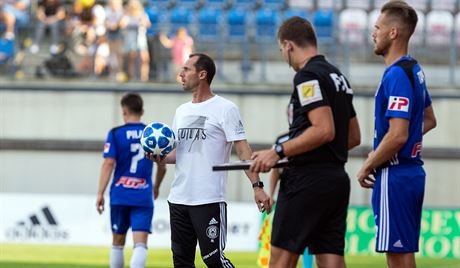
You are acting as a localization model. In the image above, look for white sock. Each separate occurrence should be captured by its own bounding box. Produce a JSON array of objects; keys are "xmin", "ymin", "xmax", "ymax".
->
[
  {"xmin": 110, "ymin": 245, "xmax": 124, "ymax": 268},
  {"xmin": 130, "ymin": 243, "xmax": 148, "ymax": 268}
]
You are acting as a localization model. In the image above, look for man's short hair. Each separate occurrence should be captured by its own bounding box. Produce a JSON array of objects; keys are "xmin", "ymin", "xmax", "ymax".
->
[
  {"xmin": 121, "ymin": 92, "xmax": 143, "ymax": 115},
  {"xmin": 277, "ymin": 16, "xmax": 317, "ymax": 48},
  {"xmin": 381, "ymin": 0, "xmax": 418, "ymax": 39},
  {"xmin": 189, "ymin": 53, "xmax": 216, "ymax": 84}
]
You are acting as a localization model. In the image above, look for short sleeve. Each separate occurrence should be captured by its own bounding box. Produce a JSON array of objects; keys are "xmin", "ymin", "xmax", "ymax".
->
[
  {"xmin": 103, "ymin": 130, "xmax": 116, "ymax": 159},
  {"xmin": 384, "ymin": 67, "xmax": 413, "ymax": 120},
  {"xmin": 293, "ymin": 71, "xmax": 329, "ymax": 113},
  {"xmin": 223, "ymin": 106, "xmax": 246, "ymax": 142}
]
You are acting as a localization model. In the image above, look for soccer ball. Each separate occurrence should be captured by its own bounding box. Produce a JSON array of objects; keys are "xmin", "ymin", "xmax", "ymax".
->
[{"xmin": 141, "ymin": 122, "xmax": 176, "ymax": 157}]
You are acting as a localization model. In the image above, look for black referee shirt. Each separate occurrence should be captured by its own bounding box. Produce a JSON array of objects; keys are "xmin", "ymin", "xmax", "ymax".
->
[{"xmin": 287, "ymin": 55, "xmax": 356, "ymax": 166}]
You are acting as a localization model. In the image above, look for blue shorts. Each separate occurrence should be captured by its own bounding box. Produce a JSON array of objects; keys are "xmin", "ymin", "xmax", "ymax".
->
[
  {"xmin": 110, "ymin": 205, "xmax": 153, "ymax": 234},
  {"xmin": 372, "ymin": 165, "xmax": 425, "ymax": 253}
]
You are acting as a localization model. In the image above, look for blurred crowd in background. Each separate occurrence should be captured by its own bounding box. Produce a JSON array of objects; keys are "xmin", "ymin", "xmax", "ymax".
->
[{"xmin": 0, "ymin": 0, "xmax": 459, "ymax": 84}]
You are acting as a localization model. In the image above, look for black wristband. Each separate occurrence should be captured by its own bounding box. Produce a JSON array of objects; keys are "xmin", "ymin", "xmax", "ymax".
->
[
  {"xmin": 274, "ymin": 144, "xmax": 285, "ymax": 159},
  {"xmin": 252, "ymin": 181, "xmax": 264, "ymax": 189}
]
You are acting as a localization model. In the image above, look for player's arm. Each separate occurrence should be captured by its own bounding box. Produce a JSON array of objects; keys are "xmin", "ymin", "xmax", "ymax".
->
[
  {"xmin": 96, "ymin": 157, "xmax": 115, "ymax": 214},
  {"xmin": 153, "ymin": 162, "xmax": 166, "ymax": 200},
  {"xmin": 357, "ymin": 118, "xmax": 409, "ymax": 188},
  {"xmin": 234, "ymin": 139, "xmax": 272, "ymax": 214},
  {"xmin": 423, "ymin": 105, "xmax": 436, "ymax": 135},
  {"xmin": 348, "ymin": 116, "xmax": 361, "ymax": 150}
]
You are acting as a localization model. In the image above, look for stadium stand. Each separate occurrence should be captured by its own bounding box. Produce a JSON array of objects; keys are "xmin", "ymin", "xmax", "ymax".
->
[
  {"xmin": 146, "ymin": 6, "xmax": 165, "ymax": 37},
  {"xmin": 175, "ymin": 0, "xmax": 201, "ymax": 9},
  {"xmin": 338, "ymin": 8, "xmax": 368, "ymax": 45},
  {"xmin": 231, "ymin": 0, "xmax": 257, "ymax": 10},
  {"xmin": 426, "ymin": 10, "xmax": 454, "ymax": 47},
  {"xmin": 0, "ymin": 38, "xmax": 15, "ymax": 74},
  {"xmin": 345, "ymin": 0, "xmax": 371, "ymax": 10},
  {"xmin": 262, "ymin": 0, "xmax": 286, "ymax": 10},
  {"xmin": 255, "ymin": 8, "xmax": 281, "ymax": 80},
  {"xmin": 430, "ymin": 0, "xmax": 457, "ymax": 12},
  {"xmin": 410, "ymin": 10, "xmax": 426, "ymax": 46},
  {"xmin": 147, "ymin": 0, "xmax": 172, "ymax": 9},
  {"xmin": 456, "ymin": 12, "xmax": 460, "ymax": 47},
  {"xmin": 205, "ymin": 0, "xmax": 229, "ymax": 9},
  {"xmin": 168, "ymin": 7, "xmax": 194, "ymax": 35},
  {"xmin": 283, "ymin": 8, "xmax": 310, "ymax": 20},
  {"xmin": 287, "ymin": 0, "xmax": 314, "ymax": 10},
  {"xmin": 313, "ymin": 9, "xmax": 335, "ymax": 43},
  {"xmin": 317, "ymin": 0, "xmax": 343, "ymax": 10}
]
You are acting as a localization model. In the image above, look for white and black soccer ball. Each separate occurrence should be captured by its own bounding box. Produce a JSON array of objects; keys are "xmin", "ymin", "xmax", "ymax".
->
[{"xmin": 141, "ymin": 122, "xmax": 176, "ymax": 157}]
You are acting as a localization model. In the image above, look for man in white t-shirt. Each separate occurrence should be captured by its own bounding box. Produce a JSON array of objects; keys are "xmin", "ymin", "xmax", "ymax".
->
[{"xmin": 147, "ymin": 53, "xmax": 272, "ymax": 267}]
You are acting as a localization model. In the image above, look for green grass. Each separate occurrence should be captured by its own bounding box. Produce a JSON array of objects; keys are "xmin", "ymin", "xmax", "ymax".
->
[{"xmin": 0, "ymin": 244, "xmax": 458, "ymax": 268}]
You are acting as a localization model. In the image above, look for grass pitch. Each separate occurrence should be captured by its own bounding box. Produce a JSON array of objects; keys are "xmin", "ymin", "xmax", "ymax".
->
[{"xmin": 0, "ymin": 244, "xmax": 458, "ymax": 268}]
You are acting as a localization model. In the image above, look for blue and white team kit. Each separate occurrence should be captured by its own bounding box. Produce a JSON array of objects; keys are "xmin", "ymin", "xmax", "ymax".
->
[
  {"xmin": 372, "ymin": 56, "xmax": 432, "ymax": 253},
  {"xmin": 103, "ymin": 123, "xmax": 154, "ymax": 234}
]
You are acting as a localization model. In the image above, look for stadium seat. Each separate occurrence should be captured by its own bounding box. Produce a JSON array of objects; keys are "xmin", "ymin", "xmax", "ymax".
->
[
  {"xmin": 255, "ymin": 8, "xmax": 281, "ymax": 41},
  {"xmin": 148, "ymin": 0, "xmax": 172, "ymax": 9},
  {"xmin": 409, "ymin": 10, "xmax": 425, "ymax": 46},
  {"xmin": 175, "ymin": 0, "xmax": 201, "ymax": 9},
  {"xmin": 430, "ymin": 0, "xmax": 457, "ymax": 12},
  {"xmin": 338, "ymin": 8, "xmax": 368, "ymax": 45},
  {"xmin": 287, "ymin": 0, "xmax": 314, "ymax": 10},
  {"xmin": 456, "ymin": 13, "xmax": 460, "ymax": 47},
  {"xmin": 283, "ymin": 8, "xmax": 310, "ymax": 20},
  {"xmin": 226, "ymin": 8, "xmax": 250, "ymax": 41},
  {"xmin": 231, "ymin": 0, "xmax": 257, "ymax": 10},
  {"xmin": 313, "ymin": 9, "xmax": 335, "ymax": 43},
  {"xmin": 0, "ymin": 38, "xmax": 16, "ymax": 75},
  {"xmin": 205, "ymin": 0, "xmax": 229, "ymax": 9},
  {"xmin": 262, "ymin": 0, "xmax": 286, "ymax": 10},
  {"xmin": 345, "ymin": 0, "xmax": 370, "ymax": 10},
  {"xmin": 317, "ymin": 0, "xmax": 343, "ymax": 10},
  {"xmin": 426, "ymin": 10, "xmax": 454, "ymax": 47},
  {"xmin": 196, "ymin": 7, "xmax": 224, "ymax": 41},
  {"xmin": 146, "ymin": 7, "xmax": 167, "ymax": 37},
  {"xmin": 168, "ymin": 7, "xmax": 194, "ymax": 36}
]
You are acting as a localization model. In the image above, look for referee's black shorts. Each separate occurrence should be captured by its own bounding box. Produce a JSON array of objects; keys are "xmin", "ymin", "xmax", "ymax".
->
[{"xmin": 271, "ymin": 165, "xmax": 350, "ymax": 255}]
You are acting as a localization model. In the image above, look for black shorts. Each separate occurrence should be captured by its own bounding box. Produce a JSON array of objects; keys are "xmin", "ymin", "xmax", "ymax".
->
[
  {"xmin": 169, "ymin": 201, "xmax": 234, "ymax": 268},
  {"xmin": 271, "ymin": 166, "xmax": 350, "ymax": 255}
]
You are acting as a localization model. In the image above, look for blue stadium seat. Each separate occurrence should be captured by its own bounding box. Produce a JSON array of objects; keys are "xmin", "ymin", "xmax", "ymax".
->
[
  {"xmin": 175, "ymin": 0, "xmax": 200, "ymax": 9},
  {"xmin": 197, "ymin": 8, "xmax": 224, "ymax": 41},
  {"xmin": 262, "ymin": 0, "xmax": 286, "ymax": 10},
  {"xmin": 0, "ymin": 38, "xmax": 16, "ymax": 75},
  {"xmin": 205, "ymin": 0, "xmax": 229, "ymax": 9},
  {"xmin": 146, "ymin": 7, "xmax": 166, "ymax": 37},
  {"xmin": 255, "ymin": 8, "xmax": 281, "ymax": 41},
  {"xmin": 283, "ymin": 8, "xmax": 310, "ymax": 21},
  {"xmin": 231, "ymin": 0, "xmax": 256, "ymax": 10},
  {"xmin": 227, "ymin": 8, "xmax": 249, "ymax": 40},
  {"xmin": 313, "ymin": 9, "xmax": 335, "ymax": 43},
  {"xmin": 169, "ymin": 7, "xmax": 194, "ymax": 35},
  {"xmin": 148, "ymin": 0, "xmax": 172, "ymax": 9}
]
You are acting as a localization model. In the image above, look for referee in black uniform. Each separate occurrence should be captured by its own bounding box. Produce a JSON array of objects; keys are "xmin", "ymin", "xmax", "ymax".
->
[{"xmin": 250, "ymin": 16, "xmax": 361, "ymax": 268}]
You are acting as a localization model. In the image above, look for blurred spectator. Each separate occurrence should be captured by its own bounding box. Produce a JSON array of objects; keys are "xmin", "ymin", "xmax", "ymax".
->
[
  {"xmin": 90, "ymin": 4, "xmax": 109, "ymax": 77},
  {"xmin": 159, "ymin": 27, "xmax": 194, "ymax": 83},
  {"xmin": 120, "ymin": 0, "xmax": 151, "ymax": 82},
  {"xmin": 105, "ymin": 0, "xmax": 125, "ymax": 81},
  {"xmin": 3, "ymin": 0, "xmax": 30, "ymax": 38},
  {"xmin": 0, "ymin": 2, "xmax": 16, "ymax": 40},
  {"xmin": 67, "ymin": 0, "xmax": 95, "ymax": 57},
  {"xmin": 30, "ymin": 0, "xmax": 66, "ymax": 54}
]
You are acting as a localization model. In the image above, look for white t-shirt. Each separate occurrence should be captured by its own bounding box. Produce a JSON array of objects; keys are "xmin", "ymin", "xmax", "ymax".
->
[{"xmin": 168, "ymin": 95, "xmax": 246, "ymax": 205}]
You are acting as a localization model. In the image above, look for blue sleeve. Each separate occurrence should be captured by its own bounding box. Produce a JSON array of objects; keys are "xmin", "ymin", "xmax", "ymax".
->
[
  {"xmin": 103, "ymin": 130, "xmax": 117, "ymax": 159},
  {"xmin": 384, "ymin": 67, "xmax": 413, "ymax": 120}
]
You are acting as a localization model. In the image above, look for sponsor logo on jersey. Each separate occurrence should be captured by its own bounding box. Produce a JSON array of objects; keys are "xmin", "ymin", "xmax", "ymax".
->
[
  {"xmin": 388, "ymin": 96, "xmax": 409, "ymax": 112},
  {"xmin": 115, "ymin": 176, "xmax": 148, "ymax": 189},
  {"xmin": 411, "ymin": 142, "xmax": 422, "ymax": 158},
  {"xmin": 417, "ymin": 70, "xmax": 425, "ymax": 84},
  {"xmin": 296, "ymin": 80, "xmax": 323, "ymax": 106},
  {"xmin": 234, "ymin": 120, "xmax": 245, "ymax": 136},
  {"xmin": 393, "ymin": 240, "xmax": 404, "ymax": 248},
  {"xmin": 5, "ymin": 206, "xmax": 69, "ymax": 241},
  {"xmin": 104, "ymin": 143, "xmax": 110, "ymax": 153}
]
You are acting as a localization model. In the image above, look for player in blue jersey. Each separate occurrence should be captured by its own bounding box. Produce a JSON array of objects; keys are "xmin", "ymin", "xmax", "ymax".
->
[
  {"xmin": 96, "ymin": 92, "xmax": 167, "ymax": 268},
  {"xmin": 357, "ymin": 1, "xmax": 437, "ymax": 268}
]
